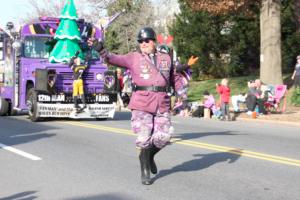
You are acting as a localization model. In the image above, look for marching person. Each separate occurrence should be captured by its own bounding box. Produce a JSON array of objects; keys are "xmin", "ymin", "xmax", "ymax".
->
[{"xmin": 89, "ymin": 27, "xmax": 198, "ymax": 185}]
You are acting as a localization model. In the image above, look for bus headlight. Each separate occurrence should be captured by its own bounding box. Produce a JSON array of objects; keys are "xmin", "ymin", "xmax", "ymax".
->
[
  {"xmin": 104, "ymin": 70, "xmax": 117, "ymax": 92},
  {"xmin": 104, "ymin": 75, "xmax": 115, "ymax": 89},
  {"xmin": 96, "ymin": 73, "xmax": 103, "ymax": 81}
]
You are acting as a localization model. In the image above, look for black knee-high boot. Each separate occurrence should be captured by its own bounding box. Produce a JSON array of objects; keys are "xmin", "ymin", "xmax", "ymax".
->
[
  {"xmin": 73, "ymin": 96, "xmax": 80, "ymax": 109},
  {"xmin": 80, "ymin": 95, "xmax": 86, "ymax": 109},
  {"xmin": 139, "ymin": 148, "xmax": 152, "ymax": 185},
  {"xmin": 149, "ymin": 146, "xmax": 161, "ymax": 174}
]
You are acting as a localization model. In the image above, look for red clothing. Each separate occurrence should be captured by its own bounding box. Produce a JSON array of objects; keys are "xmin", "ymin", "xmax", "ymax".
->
[
  {"xmin": 118, "ymin": 75, "xmax": 124, "ymax": 92},
  {"xmin": 107, "ymin": 51, "xmax": 184, "ymax": 114},
  {"xmin": 216, "ymin": 85, "xmax": 231, "ymax": 103}
]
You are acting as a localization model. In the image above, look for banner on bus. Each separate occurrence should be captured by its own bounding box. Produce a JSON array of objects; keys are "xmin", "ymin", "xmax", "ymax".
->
[{"xmin": 36, "ymin": 103, "xmax": 116, "ymax": 118}]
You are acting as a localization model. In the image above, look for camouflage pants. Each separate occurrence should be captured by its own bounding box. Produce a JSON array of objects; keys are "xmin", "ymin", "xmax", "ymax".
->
[{"xmin": 131, "ymin": 110, "xmax": 172, "ymax": 149}]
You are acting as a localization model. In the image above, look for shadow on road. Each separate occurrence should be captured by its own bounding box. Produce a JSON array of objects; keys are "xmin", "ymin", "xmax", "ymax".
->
[
  {"xmin": 113, "ymin": 111, "xmax": 132, "ymax": 121},
  {"xmin": 2, "ymin": 192, "xmax": 138, "ymax": 200},
  {"xmin": 0, "ymin": 117, "xmax": 57, "ymax": 147},
  {"xmin": 0, "ymin": 191, "xmax": 38, "ymax": 200},
  {"xmin": 59, "ymin": 111, "xmax": 132, "ymax": 122},
  {"xmin": 174, "ymin": 131, "xmax": 239, "ymax": 141},
  {"xmin": 153, "ymin": 151, "xmax": 241, "ymax": 182},
  {"xmin": 67, "ymin": 193, "xmax": 136, "ymax": 200}
]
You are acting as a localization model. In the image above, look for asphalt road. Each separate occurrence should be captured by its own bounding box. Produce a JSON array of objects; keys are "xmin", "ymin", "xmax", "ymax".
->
[{"xmin": 0, "ymin": 112, "xmax": 300, "ymax": 200}]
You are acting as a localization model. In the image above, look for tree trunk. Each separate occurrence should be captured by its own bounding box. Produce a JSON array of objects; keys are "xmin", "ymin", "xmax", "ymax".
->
[
  {"xmin": 295, "ymin": 0, "xmax": 300, "ymax": 33},
  {"xmin": 260, "ymin": 0, "xmax": 282, "ymax": 84}
]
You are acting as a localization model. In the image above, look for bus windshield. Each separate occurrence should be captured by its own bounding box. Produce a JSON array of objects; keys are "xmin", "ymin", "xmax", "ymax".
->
[
  {"xmin": 24, "ymin": 36, "xmax": 50, "ymax": 59},
  {"xmin": 23, "ymin": 36, "xmax": 100, "ymax": 60}
]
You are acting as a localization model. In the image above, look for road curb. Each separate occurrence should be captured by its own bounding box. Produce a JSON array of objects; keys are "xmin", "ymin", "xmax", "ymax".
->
[
  {"xmin": 118, "ymin": 109, "xmax": 300, "ymax": 126},
  {"xmin": 235, "ymin": 117, "xmax": 300, "ymax": 126}
]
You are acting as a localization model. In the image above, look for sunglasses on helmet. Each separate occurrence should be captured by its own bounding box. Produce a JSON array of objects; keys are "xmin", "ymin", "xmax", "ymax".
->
[{"xmin": 138, "ymin": 39, "xmax": 152, "ymax": 44}]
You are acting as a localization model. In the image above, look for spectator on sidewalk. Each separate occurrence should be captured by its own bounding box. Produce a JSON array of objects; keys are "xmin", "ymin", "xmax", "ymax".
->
[
  {"xmin": 203, "ymin": 90, "xmax": 222, "ymax": 119},
  {"xmin": 116, "ymin": 68, "xmax": 124, "ymax": 110},
  {"xmin": 216, "ymin": 78, "xmax": 231, "ymax": 121},
  {"xmin": 291, "ymin": 55, "xmax": 300, "ymax": 105},
  {"xmin": 245, "ymin": 80, "xmax": 257, "ymax": 113},
  {"xmin": 291, "ymin": 55, "xmax": 300, "ymax": 88},
  {"xmin": 172, "ymin": 96, "xmax": 190, "ymax": 117},
  {"xmin": 231, "ymin": 93, "xmax": 247, "ymax": 113},
  {"xmin": 245, "ymin": 79, "xmax": 267, "ymax": 115}
]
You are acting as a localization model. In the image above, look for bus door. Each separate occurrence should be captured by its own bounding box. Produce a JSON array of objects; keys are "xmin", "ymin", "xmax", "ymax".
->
[
  {"xmin": 2, "ymin": 36, "xmax": 16, "ymax": 106},
  {"xmin": 0, "ymin": 33, "xmax": 4, "ymax": 88}
]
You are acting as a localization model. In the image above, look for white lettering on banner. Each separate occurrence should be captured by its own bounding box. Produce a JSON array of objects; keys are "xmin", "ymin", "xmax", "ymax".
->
[
  {"xmin": 52, "ymin": 95, "xmax": 65, "ymax": 102},
  {"xmin": 38, "ymin": 95, "xmax": 51, "ymax": 102},
  {"xmin": 38, "ymin": 94, "xmax": 65, "ymax": 102},
  {"xmin": 96, "ymin": 95, "xmax": 110, "ymax": 102}
]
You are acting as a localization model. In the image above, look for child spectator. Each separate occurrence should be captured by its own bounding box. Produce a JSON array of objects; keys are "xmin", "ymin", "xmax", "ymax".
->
[
  {"xmin": 231, "ymin": 93, "xmax": 247, "ymax": 113},
  {"xmin": 191, "ymin": 101, "xmax": 204, "ymax": 118},
  {"xmin": 216, "ymin": 78, "xmax": 231, "ymax": 121},
  {"xmin": 172, "ymin": 97, "xmax": 189, "ymax": 117},
  {"xmin": 203, "ymin": 91, "xmax": 222, "ymax": 119}
]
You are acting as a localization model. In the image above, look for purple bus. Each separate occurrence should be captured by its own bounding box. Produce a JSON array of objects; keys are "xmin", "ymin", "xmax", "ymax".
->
[{"xmin": 0, "ymin": 17, "xmax": 118, "ymax": 121}]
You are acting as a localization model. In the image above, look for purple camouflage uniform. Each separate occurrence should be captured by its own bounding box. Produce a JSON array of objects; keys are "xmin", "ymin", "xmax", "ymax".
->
[{"xmin": 106, "ymin": 51, "xmax": 186, "ymax": 149}]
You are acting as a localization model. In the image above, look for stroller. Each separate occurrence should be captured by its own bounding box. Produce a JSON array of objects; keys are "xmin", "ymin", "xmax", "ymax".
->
[{"xmin": 264, "ymin": 84, "xmax": 287, "ymax": 113}]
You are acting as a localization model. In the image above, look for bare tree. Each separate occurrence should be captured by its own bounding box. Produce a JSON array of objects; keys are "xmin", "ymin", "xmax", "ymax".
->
[
  {"xmin": 78, "ymin": 0, "xmax": 118, "ymax": 23},
  {"xmin": 104, "ymin": 0, "xmax": 155, "ymax": 53},
  {"xmin": 23, "ymin": 0, "xmax": 65, "ymax": 23},
  {"xmin": 23, "ymin": 0, "xmax": 111, "ymax": 24},
  {"xmin": 22, "ymin": 0, "xmax": 165, "ymax": 54}
]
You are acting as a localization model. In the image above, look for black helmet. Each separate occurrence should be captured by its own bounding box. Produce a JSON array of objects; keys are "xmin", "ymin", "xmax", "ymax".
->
[{"xmin": 137, "ymin": 27, "xmax": 156, "ymax": 42}]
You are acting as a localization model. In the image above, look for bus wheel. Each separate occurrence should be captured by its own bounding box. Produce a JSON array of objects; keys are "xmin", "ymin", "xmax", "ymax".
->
[
  {"xmin": 10, "ymin": 108, "xmax": 18, "ymax": 116},
  {"xmin": 0, "ymin": 98, "xmax": 9, "ymax": 116},
  {"xmin": 26, "ymin": 89, "xmax": 40, "ymax": 122},
  {"xmin": 8, "ymin": 103, "xmax": 18, "ymax": 116}
]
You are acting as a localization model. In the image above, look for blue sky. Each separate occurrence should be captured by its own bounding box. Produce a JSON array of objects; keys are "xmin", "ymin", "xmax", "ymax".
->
[{"xmin": 0, "ymin": 0, "xmax": 30, "ymax": 28}]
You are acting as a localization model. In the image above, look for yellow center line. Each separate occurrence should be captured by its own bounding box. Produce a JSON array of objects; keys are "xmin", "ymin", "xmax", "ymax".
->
[{"xmin": 61, "ymin": 121, "xmax": 300, "ymax": 167}]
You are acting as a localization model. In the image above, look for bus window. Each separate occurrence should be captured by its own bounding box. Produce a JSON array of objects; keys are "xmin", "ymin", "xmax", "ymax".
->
[
  {"xmin": 23, "ymin": 36, "xmax": 100, "ymax": 60},
  {"xmin": 0, "ymin": 43, "xmax": 3, "ymax": 60},
  {"xmin": 24, "ymin": 36, "xmax": 50, "ymax": 59},
  {"xmin": 0, "ymin": 33, "xmax": 3, "ymax": 60},
  {"xmin": 0, "ymin": 40, "xmax": 3, "ymax": 83},
  {"xmin": 0, "ymin": 39, "xmax": 3, "ymax": 83}
]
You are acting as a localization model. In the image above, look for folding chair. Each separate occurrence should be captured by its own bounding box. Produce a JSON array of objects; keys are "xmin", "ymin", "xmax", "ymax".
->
[{"xmin": 264, "ymin": 84, "xmax": 287, "ymax": 113}]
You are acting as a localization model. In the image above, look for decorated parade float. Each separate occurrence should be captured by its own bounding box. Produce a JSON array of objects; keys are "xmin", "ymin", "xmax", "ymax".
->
[{"xmin": 0, "ymin": 0, "xmax": 118, "ymax": 121}]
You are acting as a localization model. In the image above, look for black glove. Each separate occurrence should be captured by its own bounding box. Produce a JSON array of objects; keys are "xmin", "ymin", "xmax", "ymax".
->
[
  {"xmin": 175, "ymin": 64, "xmax": 189, "ymax": 72},
  {"xmin": 74, "ymin": 50, "xmax": 80, "ymax": 57},
  {"xmin": 93, "ymin": 40, "xmax": 104, "ymax": 52}
]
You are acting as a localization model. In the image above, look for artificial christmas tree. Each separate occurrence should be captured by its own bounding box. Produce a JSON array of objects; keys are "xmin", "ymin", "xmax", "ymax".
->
[{"xmin": 49, "ymin": 0, "xmax": 82, "ymax": 63}]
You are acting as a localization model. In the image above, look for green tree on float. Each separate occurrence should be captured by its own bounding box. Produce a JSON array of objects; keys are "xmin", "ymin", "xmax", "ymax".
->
[{"xmin": 49, "ymin": 0, "xmax": 83, "ymax": 63}]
